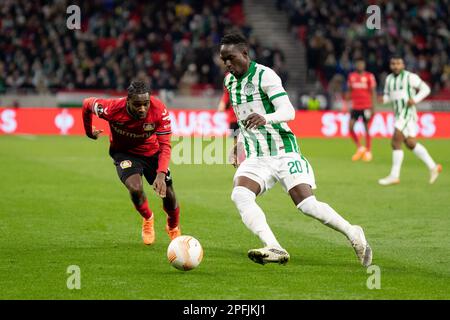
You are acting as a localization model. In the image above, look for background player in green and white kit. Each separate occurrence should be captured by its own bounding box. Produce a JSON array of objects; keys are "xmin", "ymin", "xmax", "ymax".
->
[
  {"xmin": 379, "ymin": 55, "xmax": 442, "ymax": 186},
  {"xmin": 220, "ymin": 33, "xmax": 372, "ymax": 267}
]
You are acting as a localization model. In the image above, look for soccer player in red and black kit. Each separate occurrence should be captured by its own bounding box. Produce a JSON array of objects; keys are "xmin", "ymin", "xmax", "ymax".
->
[
  {"xmin": 346, "ymin": 58, "xmax": 377, "ymax": 162},
  {"xmin": 82, "ymin": 80, "xmax": 181, "ymax": 245},
  {"xmin": 217, "ymin": 84, "xmax": 239, "ymax": 138}
]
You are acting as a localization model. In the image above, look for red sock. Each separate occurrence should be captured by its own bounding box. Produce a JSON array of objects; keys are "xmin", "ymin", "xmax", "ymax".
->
[
  {"xmin": 365, "ymin": 131, "xmax": 371, "ymax": 151},
  {"xmin": 164, "ymin": 206, "xmax": 180, "ymax": 229},
  {"xmin": 134, "ymin": 199, "xmax": 153, "ymax": 220},
  {"xmin": 350, "ymin": 130, "xmax": 361, "ymax": 148}
]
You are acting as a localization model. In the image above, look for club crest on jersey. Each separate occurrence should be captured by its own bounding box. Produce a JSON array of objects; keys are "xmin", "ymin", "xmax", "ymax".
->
[
  {"xmin": 143, "ymin": 123, "xmax": 155, "ymax": 131},
  {"xmin": 120, "ymin": 160, "xmax": 132, "ymax": 169},
  {"xmin": 244, "ymin": 82, "xmax": 255, "ymax": 95}
]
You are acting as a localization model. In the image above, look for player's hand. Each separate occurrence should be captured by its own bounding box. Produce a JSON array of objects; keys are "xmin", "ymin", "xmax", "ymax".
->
[
  {"xmin": 228, "ymin": 144, "xmax": 238, "ymax": 168},
  {"xmin": 407, "ymin": 98, "xmax": 415, "ymax": 107},
  {"xmin": 217, "ymin": 100, "xmax": 226, "ymax": 112},
  {"xmin": 244, "ymin": 113, "xmax": 266, "ymax": 129},
  {"xmin": 90, "ymin": 126, "xmax": 104, "ymax": 139},
  {"xmin": 153, "ymin": 172, "xmax": 167, "ymax": 198}
]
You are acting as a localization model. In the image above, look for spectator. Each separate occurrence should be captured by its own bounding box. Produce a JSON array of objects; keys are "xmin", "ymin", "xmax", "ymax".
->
[
  {"xmin": 0, "ymin": 0, "xmax": 287, "ymax": 93},
  {"xmin": 280, "ymin": 0, "xmax": 450, "ymax": 94}
]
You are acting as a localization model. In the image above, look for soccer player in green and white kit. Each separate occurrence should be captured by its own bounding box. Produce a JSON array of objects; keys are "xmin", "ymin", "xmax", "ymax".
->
[
  {"xmin": 220, "ymin": 33, "xmax": 372, "ymax": 267},
  {"xmin": 378, "ymin": 55, "xmax": 442, "ymax": 186}
]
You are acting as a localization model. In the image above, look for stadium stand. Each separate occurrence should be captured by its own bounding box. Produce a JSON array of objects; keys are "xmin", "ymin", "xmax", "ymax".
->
[
  {"xmin": 0, "ymin": 0, "xmax": 286, "ymax": 93},
  {"xmin": 277, "ymin": 0, "xmax": 449, "ymax": 95}
]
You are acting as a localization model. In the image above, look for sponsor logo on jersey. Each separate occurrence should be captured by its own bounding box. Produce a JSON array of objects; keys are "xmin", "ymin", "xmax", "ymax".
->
[
  {"xmin": 244, "ymin": 82, "xmax": 255, "ymax": 95},
  {"xmin": 143, "ymin": 123, "xmax": 155, "ymax": 131},
  {"xmin": 111, "ymin": 123, "xmax": 152, "ymax": 138},
  {"xmin": 120, "ymin": 160, "xmax": 132, "ymax": 169},
  {"xmin": 93, "ymin": 103, "xmax": 109, "ymax": 116}
]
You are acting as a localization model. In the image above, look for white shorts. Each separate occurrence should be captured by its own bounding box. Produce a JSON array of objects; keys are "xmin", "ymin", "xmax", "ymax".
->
[
  {"xmin": 394, "ymin": 117, "xmax": 418, "ymax": 138},
  {"xmin": 234, "ymin": 152, "xmax": 317, "ymax": 194}
]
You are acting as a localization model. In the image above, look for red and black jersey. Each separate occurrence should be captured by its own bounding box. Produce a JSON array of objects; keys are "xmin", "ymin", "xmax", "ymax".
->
[
  {"xmin": 347, "ymin": 71, "xmax": 376, "ymax": 110},
  {"xmin": 82, "ymin": 96, "xmax": 172, "ymax": 174}
]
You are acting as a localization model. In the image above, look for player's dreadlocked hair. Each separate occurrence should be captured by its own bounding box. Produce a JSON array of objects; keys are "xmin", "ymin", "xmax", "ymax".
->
[
  {"xmin": 127, "ymin": 80, "xmax": 150, "ymax": 98},
  {"xmin": 220, "ymin": 32, "xmax": 248, "ymax": 50}
]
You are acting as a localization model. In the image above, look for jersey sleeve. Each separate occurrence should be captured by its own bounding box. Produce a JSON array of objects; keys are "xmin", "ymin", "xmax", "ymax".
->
[
  {"xmin": 155, "ymin": 107, "xmax": 172, "ymax": 136},
  {"xmin": 82, "ymin": 97, "xmax": 119, "ymax": 121},
  {"xmin": 261, "ymin": 68, "xmax": 287, "ymax": 103},
  {"xmin": 409, "ymin": 73, "xmax": 430, "ymax": 104},
  {"xmin": 155, "ymin": 104, "xmax": 172, "ymax": 174},
  {"xmin": 408, "ymin": 73, "xmax": 423, "ymax": 88},
  {"xmin": 81, "ymin": 97, "xmax": 119, "ymax": 138},
  {"xmin": 383, "ymin": 75, "xmax": 391, "ymax": 104}
]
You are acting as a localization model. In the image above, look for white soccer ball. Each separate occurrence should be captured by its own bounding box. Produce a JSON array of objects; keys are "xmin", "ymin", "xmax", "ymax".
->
[{"xmin": 167, "ymin": 235, "xmax": 203, "ymax": 271}]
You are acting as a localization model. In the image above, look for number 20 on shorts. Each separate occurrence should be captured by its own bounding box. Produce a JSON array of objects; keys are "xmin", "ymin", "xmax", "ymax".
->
[{"xmin": 288, "ymin": 156, "xmax": 309, "ymax": 175}]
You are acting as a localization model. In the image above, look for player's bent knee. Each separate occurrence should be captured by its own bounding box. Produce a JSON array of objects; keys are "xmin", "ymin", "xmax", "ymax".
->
[
  {"xmin": 128, "ymin": 183, "xmax": 143, "ymax": 196},
  {"xmin": 231, "ymin": 186, "xmax": 256, "ymax": 207},
  {"xmin": 405, "ymin": 140, "xmax": 416, "ymax": 150}
]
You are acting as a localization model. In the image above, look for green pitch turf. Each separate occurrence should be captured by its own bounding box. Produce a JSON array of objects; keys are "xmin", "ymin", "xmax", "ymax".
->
[{"xmin": 0, "ymin": 135, "xmax": 449, "ymax": 299}]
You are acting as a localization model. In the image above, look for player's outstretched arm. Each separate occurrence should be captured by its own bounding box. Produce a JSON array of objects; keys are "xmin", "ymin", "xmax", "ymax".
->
[
  {"xmin": 154, "ymin": 131, "xmax": 171, "ymax": 198},
  {"xmin": 153, "ymin": 172, "xmax": 167, "ymax": 198},
  {"xmin": 82, "ymin": 98, "xmax": 104, "ymax": 139},
  {"xmin": 382, "ymin": 77, "xmax": 391, "ymax": 105}
]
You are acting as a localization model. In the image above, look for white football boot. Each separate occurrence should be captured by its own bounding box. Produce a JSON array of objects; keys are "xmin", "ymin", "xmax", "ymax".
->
[
  {"xmin": 247, "ymin": 247, "xmax": 290, "ymax": 265},
  {"xmin": 378, "ymin": 175, "xmax": 400, "ymax": 186},
  {"xmin": 429, "ymin": 164, "xmax": 442, "ymax": 184},
  {"xmin": 349, "ymin": 225, "xmax": 372, "ymax": 267}
]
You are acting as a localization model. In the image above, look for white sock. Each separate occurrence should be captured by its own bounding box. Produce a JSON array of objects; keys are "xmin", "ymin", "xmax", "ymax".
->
[
  {"xmin": 390, "ymin": 150, "xmax": 404, "ymax": 179},
  {"xmin": 413, "ymin": 143, "xmax": 436, "ymax": 170},
  {"xmin": 297, "ymin": 196, "xmax": 354, "ymax": 239},
  {"xmin": 231, "ymin": 186, "xmax": 282, "ymax": 248}
]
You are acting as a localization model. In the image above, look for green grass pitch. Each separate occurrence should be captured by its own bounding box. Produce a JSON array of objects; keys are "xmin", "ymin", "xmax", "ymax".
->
[{"xmin": 0, "ymin": 135, "xmax": 449, "ymax": 299}]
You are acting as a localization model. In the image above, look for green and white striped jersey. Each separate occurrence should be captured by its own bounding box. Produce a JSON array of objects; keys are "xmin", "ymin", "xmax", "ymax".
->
[
  {"xmin": 383, "ymin": 70, "xmax": 424, "ymax": 122},
  {"xmin": 224, "ymin": 61, "xmax": 299, "ymax": 158}
]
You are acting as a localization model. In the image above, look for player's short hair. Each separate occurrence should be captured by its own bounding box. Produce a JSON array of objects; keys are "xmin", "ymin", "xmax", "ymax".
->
[
  {"xmin": 220, "ymin": 32, "xmax": 248, "ymax": 50},
  {"xmin": 127, "ymin": 80, "xmax": 150, "ymax": 98},
  {"xmin": 390, "ymin": 54, "xmax": 403, "ymax": 61}
]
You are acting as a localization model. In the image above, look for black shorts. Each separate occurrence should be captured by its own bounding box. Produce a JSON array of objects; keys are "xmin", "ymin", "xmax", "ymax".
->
[
  {"xmin": 350, "ymin": 109, "xmax": 372, "ymax": 123},
  {"xmin": 110, "ymin": 150, "xmax": 173, "ymax": 186}
]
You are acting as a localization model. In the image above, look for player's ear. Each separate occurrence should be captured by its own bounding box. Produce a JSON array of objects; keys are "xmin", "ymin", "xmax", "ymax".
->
[{"xmin": 241, "ymin": 47, "xmax": 249, "ymax": 58}]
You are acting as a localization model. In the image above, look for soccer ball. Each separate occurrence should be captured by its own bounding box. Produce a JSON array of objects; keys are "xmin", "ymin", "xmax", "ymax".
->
[{"xmin": 167, "ymin": 235, "xmax": 203, "ymax": 271}]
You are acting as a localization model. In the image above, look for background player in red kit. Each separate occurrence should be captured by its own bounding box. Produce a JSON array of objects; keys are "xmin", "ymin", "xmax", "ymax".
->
[
  {"xmin": 82, "ymin": 80, "xmax": 181, "ymax": 245},
  {"xmin": 217, "ymin": 84, "xmax": 246, "ymax": 167},
  {"xmin": 217, "ymin": 85, "xmax": 239, "ymax": 139},
  {"xmin": 346, "ymin": 58, "xmax": 377, "ymax": 162}
]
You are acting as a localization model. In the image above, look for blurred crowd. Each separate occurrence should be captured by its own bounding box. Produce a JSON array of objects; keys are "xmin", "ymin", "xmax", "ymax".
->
[
  {"xmin": 278, "ymin": 0, "xmax": 450, "ymax": 94},
  {"xmin": 0, "ymin": 0, "xmax": 285, "ymax": 94}
]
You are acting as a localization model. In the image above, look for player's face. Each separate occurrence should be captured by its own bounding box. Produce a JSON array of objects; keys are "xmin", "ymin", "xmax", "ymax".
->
[
  {"xmin": 390, "ymin": 58, "xmax": 405, "ymax": 75},
  {"xmin": 355, "ymin": 60, "xmax": 365, "ymax": 72},
  {"xmin": 128, "ymin": 93, "xmax": 150, "ymax": 119},
  {"xmin": 220, "ymin": 44, "xmax": 249, "ymax": 78}
]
